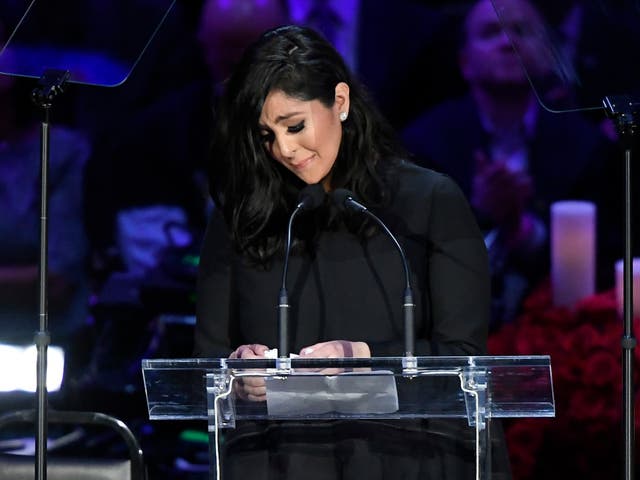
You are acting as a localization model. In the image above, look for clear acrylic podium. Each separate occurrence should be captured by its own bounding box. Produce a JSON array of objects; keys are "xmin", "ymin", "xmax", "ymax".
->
[{"xmin": 142, "ymin": 355, "xmax": 554, "ymax": 480}]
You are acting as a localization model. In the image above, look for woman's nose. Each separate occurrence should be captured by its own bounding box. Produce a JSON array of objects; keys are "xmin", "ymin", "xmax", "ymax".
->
[{"xmin": 276, "ymin": 135, "xmax": 296, "ymax": 158}]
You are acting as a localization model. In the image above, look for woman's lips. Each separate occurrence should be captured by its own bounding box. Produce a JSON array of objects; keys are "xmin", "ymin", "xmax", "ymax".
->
[{"xmin": 292, "ymin": 154, "xmax": 314, "ymax": 170}]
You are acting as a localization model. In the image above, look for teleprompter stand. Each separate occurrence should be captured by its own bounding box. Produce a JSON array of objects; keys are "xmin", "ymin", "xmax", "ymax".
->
[{"xmin": 0, "ymin": 2, "xmax": 178, "ymax": 478}]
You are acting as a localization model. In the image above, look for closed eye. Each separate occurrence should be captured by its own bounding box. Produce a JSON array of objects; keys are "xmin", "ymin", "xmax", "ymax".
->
[{"xmin": 288, "ymin": 121, "xmax": 304, "ymax": 133}]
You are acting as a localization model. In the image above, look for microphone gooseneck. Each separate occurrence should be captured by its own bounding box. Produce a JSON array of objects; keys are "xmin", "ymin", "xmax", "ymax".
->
[
  {"xmin": 278, "ymin": 183, "xmax": 326, "ymax": 357},
  {"xmin": 332, "ymin": 188, "xmax": 416, "ymax": 357}
]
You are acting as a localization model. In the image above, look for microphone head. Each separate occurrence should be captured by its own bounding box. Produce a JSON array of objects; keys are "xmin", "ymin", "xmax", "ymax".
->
[
  {"xmin": 297, "ymin": 183, "xmax": 326, "ymax": 210},
  {"xmin": 332, "ymin": 188, "xmax": 352, "ymax": 210},
  {"xmin": 331, "ymin": 188, "xmax": 364, "ymax": 213}
]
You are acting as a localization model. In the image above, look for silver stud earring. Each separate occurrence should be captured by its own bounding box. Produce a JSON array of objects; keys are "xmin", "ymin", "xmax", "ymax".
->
[{"xmin": 339, "ymin": 111, "xmax": 348, "ymax": 122}]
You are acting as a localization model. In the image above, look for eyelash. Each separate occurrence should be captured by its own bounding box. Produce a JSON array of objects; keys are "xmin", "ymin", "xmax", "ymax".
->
[
  {"xmin": 288, "ymin": 121, "xmax": 304, "ymax": 133},
  {"xmin": 260, "ymin": 122, "xmax": 305, "ymax": 144}
]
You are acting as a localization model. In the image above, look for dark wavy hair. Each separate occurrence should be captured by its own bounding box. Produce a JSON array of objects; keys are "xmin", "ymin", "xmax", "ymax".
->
[{"xmin": 209, "ymin": 25, "xmax": 405, "ymax": 264}]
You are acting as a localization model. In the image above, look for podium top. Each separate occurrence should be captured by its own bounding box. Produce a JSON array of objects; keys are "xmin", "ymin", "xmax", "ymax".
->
[{"xmin": 142, "ymin": 355, "xmax": 554, "ymax": 422}]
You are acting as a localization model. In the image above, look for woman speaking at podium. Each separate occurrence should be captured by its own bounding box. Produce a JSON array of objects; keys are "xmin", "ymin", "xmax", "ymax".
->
[{"xmin": 194, "ymin": 24, "xmax": 509, "ymax": 480}]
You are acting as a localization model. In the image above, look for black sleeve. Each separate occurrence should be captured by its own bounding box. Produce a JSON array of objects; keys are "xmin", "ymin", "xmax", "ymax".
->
[{"xmin": 427, "ymin": 173, "xmax": 490, "ymax": 356}]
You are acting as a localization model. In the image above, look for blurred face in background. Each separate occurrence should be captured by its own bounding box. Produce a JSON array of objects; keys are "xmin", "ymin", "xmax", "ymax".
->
[
  {"xmin": 198, "ymin": 0, "xmax": 288, "ymax": 82},
  {"xmin": 459, "ymin": 0, "xmax": 552, "ymax": 90}
]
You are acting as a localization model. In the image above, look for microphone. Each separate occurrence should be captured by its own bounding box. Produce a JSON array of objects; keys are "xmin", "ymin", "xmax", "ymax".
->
[
  {"xmin": 278, "ymin": 183, "xmax": 326, "ymax": 358},
  {"xmin": 332, "ymin": 189, "xmax": 416, "ymax": 357}
]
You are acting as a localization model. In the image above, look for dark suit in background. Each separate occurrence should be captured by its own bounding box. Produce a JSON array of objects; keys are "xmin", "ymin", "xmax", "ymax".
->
[{"xmin": 402, "ymin": 94, "xmax": 617, "ymax": 326}]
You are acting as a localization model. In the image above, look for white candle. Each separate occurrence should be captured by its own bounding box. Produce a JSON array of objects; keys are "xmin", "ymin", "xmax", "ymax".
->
[
  {"xmin": 615, "ymin": 258, "xmax": 640, "ymax": 318},
  {"xmin": 551, "ymin": 201, "xmax": 596, "ymax": 308}
]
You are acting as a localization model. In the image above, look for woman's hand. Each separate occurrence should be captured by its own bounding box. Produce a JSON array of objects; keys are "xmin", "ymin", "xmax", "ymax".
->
[
  {"xmin": 298, "ymin": 340, "xmax": 371, "ymax": 374},
  {"xmin": 229, "ymin": 344, "xmax": 270, "ymax": 402},
  {"xmin": 299, "ymin": 340, "xmax": 371, "ymax": 359},
  {"xmin": 229, "ymin": 343, "xmax": 270, "ymax": 359}
]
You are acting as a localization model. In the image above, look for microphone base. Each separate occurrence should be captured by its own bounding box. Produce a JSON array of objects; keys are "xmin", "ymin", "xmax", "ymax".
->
[
  {"xmin": 275, "ymin": 356, "xmax": 292, "ymax": 374},
  {"xmin": 402, "ymin": 355, "xmax": 418, "ymax": 376}
]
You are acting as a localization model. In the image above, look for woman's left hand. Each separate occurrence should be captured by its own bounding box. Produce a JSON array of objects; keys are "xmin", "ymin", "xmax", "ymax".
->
[
  {"xmin": 299, "ymin": 340, "xmax": 371, "ymax": 358},
  {"xmin": 297, "ymin": 340, "xmax": 371, "ymax": 374}
]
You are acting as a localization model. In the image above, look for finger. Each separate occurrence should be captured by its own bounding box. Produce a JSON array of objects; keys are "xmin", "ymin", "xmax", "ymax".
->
[
  {"xmin": 241, "ymin": 376, "xmax": 267, "ymax": 401},
  {"xmin": 232, "ymin": 343, "xmax": 271, "ymax": 359},
  {"xmin": 249, "ymin": 344, "xmax": 270, "ymax": 356},
  {"xmin": 233, "ymin": 381, "xmax": 248, "ymax": 400},
  {"xmin": 299, "ymin": 342, "xmax": 325, "ymax": 357},
  {"xmin": 246, "ymin": 392, "xmax": 267, "ymax": 402},
  {"xmin": 318, "ymin": 367, "xmax": 344, "ymax": 375},
  {"xmin": 236, "ymin": 345, "xmax": 264, "ymax": 359},
  {"xmin": 243, "ymin": 383, "xmax": 267, "ymax": 398},
  {"xmin": 235, "ymin": 346, "xmax": 251, "ymax": 358},
  {"xmin": 302, "ymin": 344, "xmax": 338, "ymax": 358},
  {"xmin": 301, "ymin": 341, "xmax": 352, "ymax": 358},
  {"xmin": 242, "ymin": 376, "xmax": 266, "ymax": 389}
]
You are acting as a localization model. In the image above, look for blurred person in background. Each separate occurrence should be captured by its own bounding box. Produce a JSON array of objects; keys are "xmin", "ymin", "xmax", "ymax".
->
[
  {"xmin": 401, "ymin": 0, "xmax": 616, "ymax": 329},
  {"xmin": 0, "ymin": 18, "xmax": 91, "ymax": 386},
  {"xmin": 287, "ymin": 0, "xmax": 450, "ymax": 129},
  {"xmin": 77, "ymin": 0, "xmax": 290, "ymax": 400}
]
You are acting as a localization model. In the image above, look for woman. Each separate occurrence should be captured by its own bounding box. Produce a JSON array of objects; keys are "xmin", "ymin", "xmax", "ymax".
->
[{"xmin": 195, "ymin": 25, "xmax": 507, "ymax": 479}]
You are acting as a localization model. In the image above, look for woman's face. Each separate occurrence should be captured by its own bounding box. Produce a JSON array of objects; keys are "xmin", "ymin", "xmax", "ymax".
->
[{"xmin": 259, "ymin": 82, "xmax": 349, "ymax": 191}]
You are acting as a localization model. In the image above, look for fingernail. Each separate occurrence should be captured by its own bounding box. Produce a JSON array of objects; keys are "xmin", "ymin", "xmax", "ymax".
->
[{"xmin": 303, "ymin": 347, "xmax": 314, "ymax": 355}]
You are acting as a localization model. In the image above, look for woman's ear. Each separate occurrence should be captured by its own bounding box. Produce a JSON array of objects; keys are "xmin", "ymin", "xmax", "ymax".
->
[{"xmin": 335, "ymin": 82, "xmax": 350, "ymax": 118}]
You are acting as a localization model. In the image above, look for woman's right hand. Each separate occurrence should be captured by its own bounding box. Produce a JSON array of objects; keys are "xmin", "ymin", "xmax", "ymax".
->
[
  {"xmin": 298, "ymin": 340, "xmax": 371, "ymax": 374},
  {"xmin": 229, "ymin": 344, "xmax": 270, "ymax": 402}
]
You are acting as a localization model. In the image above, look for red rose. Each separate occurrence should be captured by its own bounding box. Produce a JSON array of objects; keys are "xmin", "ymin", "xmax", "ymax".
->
[
  {"xmin": 576, "ymin": 290, "xmax": 619, "ymax": 327},
  {"xmin": 504, "ymin": 418, "xmax": 548, "ymax": 480},
  {"xmin": 581, "ymin": 349, "xmax": 621, "ymax": 389},
  {"xmin": 488, "ymin": 323, "xmax": 519, "ymax": 355},
  {"xmin": 514, "ymin": 323, "xmax": 562, "ymax": 356},
  {"xmin": 489, "ymin": 279, "xmax": 637, "ymax": 479},
  {"xmin": 560, "ymin": 323, "xmax": 618, "ymax": 359}
]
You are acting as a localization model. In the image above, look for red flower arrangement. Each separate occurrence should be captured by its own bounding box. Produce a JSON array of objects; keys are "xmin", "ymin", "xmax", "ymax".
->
[{"xmin": 488, "ymin": 279, "xmax": 639, "ymax": 479}]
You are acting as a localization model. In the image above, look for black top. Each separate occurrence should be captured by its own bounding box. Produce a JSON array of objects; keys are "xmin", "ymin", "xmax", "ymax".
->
[{"xmin": 195, "ymin": 161, "xmax": 489, "ymax": 359}]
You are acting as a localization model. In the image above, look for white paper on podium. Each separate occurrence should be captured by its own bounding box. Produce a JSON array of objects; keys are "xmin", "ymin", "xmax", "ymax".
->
[{"xmin": 264, "ymin": 371, "xmax": 399, "ymax": 416}]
